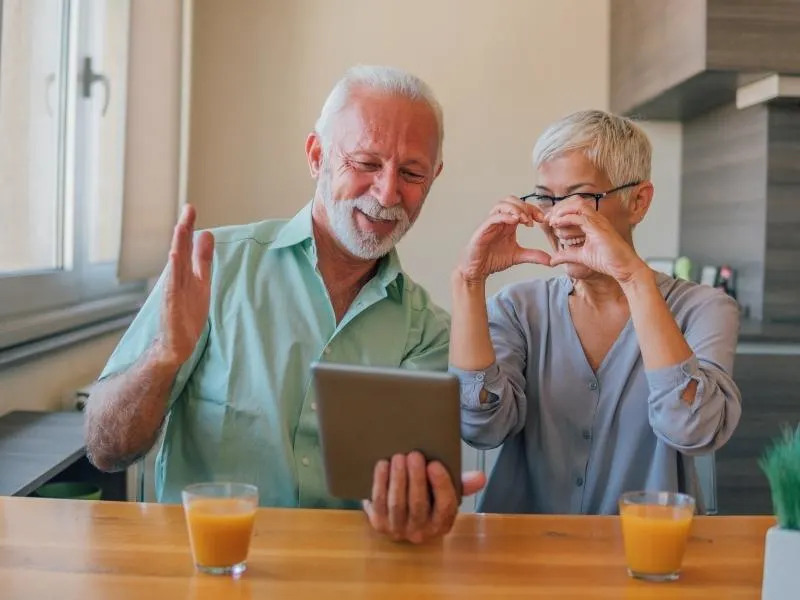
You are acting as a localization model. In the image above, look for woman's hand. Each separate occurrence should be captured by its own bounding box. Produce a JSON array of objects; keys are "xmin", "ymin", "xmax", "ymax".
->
[
  {"xmin": 456, "ymin": 197, "xmax": 552, "ymax": 284},
  {"xmin": 547, "ymin": 198, "xmax": 648, "ymax": 283}
]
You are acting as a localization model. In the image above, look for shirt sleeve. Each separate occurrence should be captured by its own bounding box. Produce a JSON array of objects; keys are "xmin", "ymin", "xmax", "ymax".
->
[
  {"xmin": 449, "ymin": 290, "xmax": 530, "ymax": 450},
  {"xmin": 645, "ymin": 290, "xmax": 742, "ymax": 455},
  {"xmin": 97, "ymin": 268, "xmax": 210, "ymax": 412}
]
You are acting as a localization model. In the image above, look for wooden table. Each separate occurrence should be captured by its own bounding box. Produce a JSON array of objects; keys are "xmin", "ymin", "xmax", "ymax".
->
[{"xmin": 0, "ymin": 497, "xmax": 772, "ymax": 599}]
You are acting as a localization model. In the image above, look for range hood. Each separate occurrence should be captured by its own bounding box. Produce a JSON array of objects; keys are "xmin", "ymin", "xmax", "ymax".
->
[{"xmin": 737, "ymin": 74, "xmax": 800, "ymax": 109}]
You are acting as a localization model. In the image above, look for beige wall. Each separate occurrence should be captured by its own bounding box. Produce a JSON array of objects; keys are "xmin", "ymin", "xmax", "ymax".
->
[
  {"xmin": 186, "ymin": 1, "xmax": 682, "ymax": 511},
  {"xmin": 0, "ymin": 2, "xmax": 682, "ymax": 414},
  {"xmin": 188, "ymin": 0, "xmax": 681, "ymax": 307},
  {"xmin": 0, "ymin": 0, "xmax": 682, "ymax": 511},
  {"xmin": 0, "ymin": 332, "xmax": 121, "ymax": 414}
]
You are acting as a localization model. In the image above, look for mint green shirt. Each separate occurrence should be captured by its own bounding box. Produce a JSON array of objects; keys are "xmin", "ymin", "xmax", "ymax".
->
[{"xmin": 99, "ymin": 202, "xmax": 450, "ymax": 508}]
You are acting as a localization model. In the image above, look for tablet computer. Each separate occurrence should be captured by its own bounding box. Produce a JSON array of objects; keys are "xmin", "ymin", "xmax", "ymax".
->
[{"xmin": 310, "ymin": 361, "xmax": 463, "ymax": 502}]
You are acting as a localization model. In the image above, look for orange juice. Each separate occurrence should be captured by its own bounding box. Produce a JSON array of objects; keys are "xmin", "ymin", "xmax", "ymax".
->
[
  {"xmin": 620, "ymin": 503, "xmax": 693, "ymax": 575},
  {"xmin": 185, "ymin": 498, "xmax": 256, "ymax": 567}
]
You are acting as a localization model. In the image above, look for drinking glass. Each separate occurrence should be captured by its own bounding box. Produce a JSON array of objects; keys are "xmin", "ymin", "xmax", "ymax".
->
[
  {"xmin": 618, "ymin": 491, "xmax": 696, "ymax": 582},
  {"xmin": 182, "ymin": 482, "xmax": 259, "ymax": 576}
]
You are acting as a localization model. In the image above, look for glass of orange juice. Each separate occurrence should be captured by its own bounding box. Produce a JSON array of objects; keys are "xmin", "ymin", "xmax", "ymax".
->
[
  {"xmin": 182, "ymin": 482, "xmax": 259, "ymax": 576},
  {"xmin": 618, "ymin": 491, "xmax": 695, "ymax": 582}
]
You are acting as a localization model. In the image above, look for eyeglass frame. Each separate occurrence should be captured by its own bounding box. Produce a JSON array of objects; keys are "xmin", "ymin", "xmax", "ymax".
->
[{"xmin": 519, "ymin": 180, "xmax": 642, "ymax": 211}]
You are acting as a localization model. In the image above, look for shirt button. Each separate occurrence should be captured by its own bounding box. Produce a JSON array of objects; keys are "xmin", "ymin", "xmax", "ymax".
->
[
  {"xmin": 582, "ymin": 429, "xmax": 591, "ymax": 441},
  {"xmin": 588, "ymin": 381, "xmax": 598, "ymax": 391},
  {"xmin": 324, "ymin": 347, "xmax": 332, "ymax": 355},
  {"xmin": 310, "ymin": 402, "xmax": 317, "ymax": 411},
  {"xmin": 301, "ymin": 457, "xmax": 310, "ymax": 467},
  {"xmin": 476, "ymin": 373, "xmax": 485, "ymax": 382},
  {"xmin": 575, "ymin": 476, "xmax": 584, "ymax": 487}
]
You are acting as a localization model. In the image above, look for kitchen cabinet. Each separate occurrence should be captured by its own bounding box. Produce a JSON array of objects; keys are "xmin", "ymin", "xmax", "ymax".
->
[{"xmin": 610, "ymin": 0, "xmax": 800, "ymax": 119}]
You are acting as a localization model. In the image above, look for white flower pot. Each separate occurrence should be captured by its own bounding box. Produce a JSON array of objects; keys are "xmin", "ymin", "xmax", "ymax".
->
[{"xmin": 762, "ymin": 525, "xmax": 800, "ymax": 600}]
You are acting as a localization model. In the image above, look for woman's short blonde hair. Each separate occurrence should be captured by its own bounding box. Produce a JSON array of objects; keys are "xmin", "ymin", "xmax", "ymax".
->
[{"xmin": 532, "ymin": 110, "xmax": 651, "ymax": 203}]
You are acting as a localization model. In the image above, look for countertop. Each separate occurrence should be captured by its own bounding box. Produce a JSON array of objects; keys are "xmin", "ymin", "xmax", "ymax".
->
[{"xmin": 738, "ymin": 319, "xmax": 800, "ymax": 344}]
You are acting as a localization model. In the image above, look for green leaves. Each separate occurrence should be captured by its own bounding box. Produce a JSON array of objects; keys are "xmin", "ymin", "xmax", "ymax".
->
[{"xmin": 760, "ymin": 424, "xmax": 800, "ymax": 531}]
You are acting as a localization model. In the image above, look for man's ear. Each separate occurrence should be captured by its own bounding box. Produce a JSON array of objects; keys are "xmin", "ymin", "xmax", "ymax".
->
[
  {"xmin": 434, "ymin": 161, "xmax": 444, "ymax": 179},
  {"xmin": 305, "ymin": 132, "xmax": 323, "ymax": 178},
  {"xmin": 628, "ymin": 181, "xmax": 654, "ymax": 226}
]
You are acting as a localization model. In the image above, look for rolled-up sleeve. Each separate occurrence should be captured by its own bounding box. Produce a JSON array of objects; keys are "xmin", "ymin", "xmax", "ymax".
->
[
  {"xmin": 646, "ymin": 292, "xmax": 742, "ymax": 455},
  {"xmin": 450, "ymin": 291, "xmax": 530, "ymax": 450}
]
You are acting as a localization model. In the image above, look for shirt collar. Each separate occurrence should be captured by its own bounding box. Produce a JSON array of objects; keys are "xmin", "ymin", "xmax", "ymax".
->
[
  {"xmin": 377, "ymin": 248, "xmax": 405, "ymax": 301},
  {"xmin": 270, "ymin": 201, "xmax": 314, "ymax": 250},
  {"xmin": 270, "ymin": 201, "xmax": 405, "ymax": 300}
]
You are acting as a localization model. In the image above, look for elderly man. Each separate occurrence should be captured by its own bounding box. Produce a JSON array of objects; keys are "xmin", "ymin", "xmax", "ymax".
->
[{"xmin": 86, "ymin": 65, "xmax": 485, "ymax": 543}]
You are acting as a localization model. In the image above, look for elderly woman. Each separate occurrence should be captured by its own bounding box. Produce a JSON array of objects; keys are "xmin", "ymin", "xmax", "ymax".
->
[{"xmin": 449, "ymin": 110, "xmax": 742, "ymax": 515}]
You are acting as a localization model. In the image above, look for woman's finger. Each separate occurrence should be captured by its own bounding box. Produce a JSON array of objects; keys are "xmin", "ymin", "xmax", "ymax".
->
[
  {"xmin": 548, "ymin": 198, "xmax": 596, "ymax": 220},
  {"xmin": 513, "ymin": 247, "xmax": 552, "ymax": 267},
  {"xmin": 550, "ymin": 246, "xmax": 585, "ymax": 267},
  {"xmin": 498, "ymin": 197, "xmax": 545, "ymax": 224},
  {"xmin": 491, "ymin": 204, "xmax": 528, "ymax": 222},
  {"xmin": 492, "ymin": 206, "xmax": 539, "ymax": 228},
  {"xmin": 480, "ymin": 212, "xmax": 528, "ymax": 232},
  {"xmin": 547, "ymin": 213, "xmax": 589, "ymax": 230}
]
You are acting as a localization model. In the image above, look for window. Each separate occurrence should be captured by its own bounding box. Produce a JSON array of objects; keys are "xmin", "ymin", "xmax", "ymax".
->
[{"xmin": 0, "ymin": 0, "xmax": 146, "ymax": 354}]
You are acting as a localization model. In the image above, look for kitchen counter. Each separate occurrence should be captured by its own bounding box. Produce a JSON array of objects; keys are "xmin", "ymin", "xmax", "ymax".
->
[{"xmin": 738, "ymin": 319, "xmax": 800, "ymax": 344}]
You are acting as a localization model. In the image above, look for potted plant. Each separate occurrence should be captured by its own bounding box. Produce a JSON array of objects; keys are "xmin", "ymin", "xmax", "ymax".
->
[{"xmin": 760, "ymin": 424, "xmax": 800, "ymax": 600}]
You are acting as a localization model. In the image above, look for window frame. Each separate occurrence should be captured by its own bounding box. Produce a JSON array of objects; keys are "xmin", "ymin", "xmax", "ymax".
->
[{"xmin": 0, "ymin": 0, "xmax": 147, "ymax": 358}]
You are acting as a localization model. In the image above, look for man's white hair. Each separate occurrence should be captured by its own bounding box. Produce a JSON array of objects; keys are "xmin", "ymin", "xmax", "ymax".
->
[
  {"xmin": 314, "ymin": 65, "xmax": 444, "ymax": 167},
  {"xmin": 532, "ymin": 110, "xmax": 651, "ymax": 203}
]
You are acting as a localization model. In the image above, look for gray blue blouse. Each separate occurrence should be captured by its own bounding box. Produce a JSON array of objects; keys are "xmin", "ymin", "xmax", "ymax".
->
[{"xmin": 451, "ymin": 273, "xmax": 742, "ymax": 515}]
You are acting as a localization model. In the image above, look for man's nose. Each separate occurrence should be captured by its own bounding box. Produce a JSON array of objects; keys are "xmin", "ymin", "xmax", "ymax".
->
[{"xmin": 372, "ymin": 167, "xmax": 402, "ymax": 207}]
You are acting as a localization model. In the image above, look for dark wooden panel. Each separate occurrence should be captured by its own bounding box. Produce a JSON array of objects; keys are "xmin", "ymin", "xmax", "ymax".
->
[
  {"xmin": 764, "ymin": 106, "xmax": 800, "ymax": 323},
  {"xmin": 679, "ymin": 102, "xmax": 768, "ymax": 320},
  {"xmin": 707, "ymin": 0, "xmax": 800, "ymax": 73},
  {"xmin": 611, "ymin": 0, "xmax": 800, "ymax": 119},
  {"xmin": 47, "ymin": 455, "xmax": 128, "ymax": 502},
  {"xmin": 739, "ymin": 319, "xmax": 800, "ymax": 343},
  {"xmin": 0, "ymin": 410, "xmax": 127, "ymax": 501},
  {"xmin": 716, "ymin": 353, "xmax": 800, "ymax": 515},
  {"xmin": 621, "ymin": 71, "xmax": 740, "ymax": 121},
  {"xmin": 0, "ymin": 411, "xmax": 86, "ymax": 496},
  {"xmin": 610, "ymin": 0, "xmax": 707, "ymax": 117}
]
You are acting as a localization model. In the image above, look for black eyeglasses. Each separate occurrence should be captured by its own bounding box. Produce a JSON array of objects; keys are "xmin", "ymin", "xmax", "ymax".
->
[{"xmin": 520, "ymin": 181, "xmax": 641, "ymax": 211}]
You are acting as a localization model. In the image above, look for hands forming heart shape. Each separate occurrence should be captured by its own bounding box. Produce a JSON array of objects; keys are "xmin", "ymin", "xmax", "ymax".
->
[{"xmin": 456, "ymin": 196, "xmax": 648, "ymax": 285}]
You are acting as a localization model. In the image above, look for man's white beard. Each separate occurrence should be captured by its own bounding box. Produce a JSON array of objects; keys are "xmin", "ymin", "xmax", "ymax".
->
[{"xmin": 318, "ymin": 168, "xmax": 412, "ymax": 260}]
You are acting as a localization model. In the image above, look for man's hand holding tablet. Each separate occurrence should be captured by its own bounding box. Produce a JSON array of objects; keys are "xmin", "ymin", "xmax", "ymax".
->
[
  {"xmin": 310, "ymin": 362, "xmax": 486, "ymax": 544},
  {"xmin": 363, "ymin": 450, "xmax": 486, "ymax": 543}
]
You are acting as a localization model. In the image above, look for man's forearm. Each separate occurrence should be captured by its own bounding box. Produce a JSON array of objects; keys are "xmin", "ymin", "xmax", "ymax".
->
[{"xmin": 85, "ymin": 343, "xmax": 181, "ymax": 472}]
